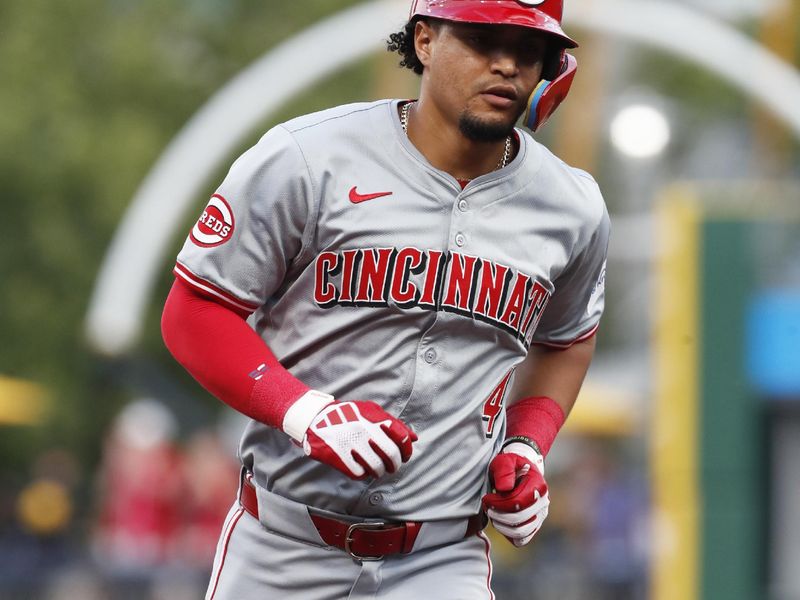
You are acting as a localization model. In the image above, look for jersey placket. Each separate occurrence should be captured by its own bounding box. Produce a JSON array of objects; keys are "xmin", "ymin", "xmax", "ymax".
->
[{"xmin": 353, "ymin": 180, "xmax": 484, "ymax": 514}]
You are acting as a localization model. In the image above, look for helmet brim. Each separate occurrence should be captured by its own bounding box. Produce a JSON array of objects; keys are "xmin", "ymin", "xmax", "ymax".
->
[{"xmin": 412, "ymin": 1, "xmax": 578, "ymax": 49}]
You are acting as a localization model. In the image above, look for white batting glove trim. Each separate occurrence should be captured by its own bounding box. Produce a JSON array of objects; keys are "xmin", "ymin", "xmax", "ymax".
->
[
  {"xmin": 491, "ymin": 509, "xmax": 548, "ymax": 546},
  {"xmin": 487, "ymin": 491, "xmax": 550, "ymax": 526},
  {"xmin": 304, "ymin": 402, "xmax": 400, "ymax": 478},
  {"xmin": 357, "ymin": 421, "xmax": 403, "ymax": 476},
  {"xmin": 488, "ymin": 441, "xmax": 549, "ymax": 547},
  {"xmin": 492, "ymin": 508, "xmax": 549, "ymax": 540},
  {"xmin": 510, "ymin": 517, "xmax": 546, "ymax": 547},
  {"xmin": 282, "ymin": 390, "xmax": 335, "ymax": 442},
  {"xmin": 489, "ymin": 496, "xmax": 549, "ymax": 547},
  {"xmin": 502, "ymin": 441, "xmax": 545, "ymax": 476}
]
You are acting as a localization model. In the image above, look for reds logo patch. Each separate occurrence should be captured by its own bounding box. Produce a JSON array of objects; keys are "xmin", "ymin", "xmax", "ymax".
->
[{"xmin": 190, "ymin": 194, "xmax": 235, "ymax": 247}]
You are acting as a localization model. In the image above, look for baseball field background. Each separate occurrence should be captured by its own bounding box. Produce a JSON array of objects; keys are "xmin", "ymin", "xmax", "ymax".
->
[{"xmin": 1, "ymin": 1, "xmax": 799, "ymax": 599}]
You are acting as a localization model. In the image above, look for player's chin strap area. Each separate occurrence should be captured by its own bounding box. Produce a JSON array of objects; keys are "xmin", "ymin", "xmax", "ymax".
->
[
  {"xmin": 523, "ymin": 53, "xmax": 578, "ymax": 132},
  {"xmin": 239, "ymin": 472, "xmax": 486, "ymax": 561}
]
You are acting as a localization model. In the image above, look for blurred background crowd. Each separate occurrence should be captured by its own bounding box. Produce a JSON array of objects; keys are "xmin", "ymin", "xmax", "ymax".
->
[{"xmin": 1, "ymin": 1, "xmax": 798, "ymax": 599}]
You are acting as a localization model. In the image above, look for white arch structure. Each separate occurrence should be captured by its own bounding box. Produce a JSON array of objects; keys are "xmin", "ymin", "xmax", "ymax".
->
[{"xmin": 85, "ymin": 0, "xmax": 800, "ymax": 355}]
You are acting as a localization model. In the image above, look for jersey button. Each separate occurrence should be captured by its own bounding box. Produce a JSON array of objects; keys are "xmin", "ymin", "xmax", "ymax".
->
[
  {"xmin": 458, "ymin": 199, "xmax": 469, "ymax": 212},
  {"xmin": 369, "ymin": 492, "xmax": 383, "ymax": 506},
  {"xmin": 424, "ymin": 348, "xmax": 437, "ymax": 364},
  {"xmin": 455, "ymin": 233, "xmax": 466, "ymax": 247}
]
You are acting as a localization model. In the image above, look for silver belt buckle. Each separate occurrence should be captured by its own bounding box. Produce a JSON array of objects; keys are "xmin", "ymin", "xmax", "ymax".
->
[{"xmin": 344, "ymin": 521, "xmax": 386, "ymax": 561}]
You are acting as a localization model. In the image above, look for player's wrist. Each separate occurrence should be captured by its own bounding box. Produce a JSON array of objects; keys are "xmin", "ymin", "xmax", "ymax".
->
[
  {"xmin": 282, "ymin": 390, "xmax": 336, "ymax": 442},
  {"xmin": 505, "ymin": 396, "xmax": 565, "ymax": 458},
  {"xmin": 502, "ymin": 435, "xmax": 543, "ymax": 457},
  {"xmin": 501, "ymin": 440, "xmax": 545, "ymax": 474}
]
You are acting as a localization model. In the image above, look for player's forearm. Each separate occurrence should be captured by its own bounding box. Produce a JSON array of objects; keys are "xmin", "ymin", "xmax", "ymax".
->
[
  {"xmin": 161, "ymin": 279, "xmax": 313, "ymax": 427},
  {"xmin": 163, "ymin": 279, "xmax": 415, "ymax": 478},
  {"xmin": 503, "ymin": 335, "xmax": 597, "ymax": 456},
  {"xmin": 510, "ymin": 335, "xmax": 596, "ymax": 417}
]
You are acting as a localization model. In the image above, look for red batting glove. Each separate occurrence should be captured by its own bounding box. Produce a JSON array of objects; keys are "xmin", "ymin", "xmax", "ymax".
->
[
  {"xmin": 302, "ymin": 400, "xmax": 417, "ymax": 480},
  {"xmin": 482, "ymin": 442, "xmax": 550, "ymax": 547}
]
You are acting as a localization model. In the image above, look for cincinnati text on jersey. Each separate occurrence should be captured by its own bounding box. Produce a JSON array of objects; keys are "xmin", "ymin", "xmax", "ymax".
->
[{"xmin": 314, "ymin": 247, "xmax": 551, "ymax": 347}]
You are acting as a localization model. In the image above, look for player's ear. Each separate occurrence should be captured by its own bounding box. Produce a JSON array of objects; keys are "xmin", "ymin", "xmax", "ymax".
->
[{"xmin": 414, "ymin": 19, "xmax": 437, "ymax": 67}]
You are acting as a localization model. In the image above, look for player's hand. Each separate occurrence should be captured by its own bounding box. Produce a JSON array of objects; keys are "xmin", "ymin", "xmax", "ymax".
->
[
  {"xmin": 482, "ymin": 441, "xmax": 549, "ymax": 547},
  {"xmin": 303, "ymin": 400, "xmax": 418, "ymax": 480}
]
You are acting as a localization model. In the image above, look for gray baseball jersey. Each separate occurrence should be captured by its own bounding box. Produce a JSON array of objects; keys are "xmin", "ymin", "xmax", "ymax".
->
[{"xmin": 175, "ymin": 98, "xmax": 609, "ymax": 524}]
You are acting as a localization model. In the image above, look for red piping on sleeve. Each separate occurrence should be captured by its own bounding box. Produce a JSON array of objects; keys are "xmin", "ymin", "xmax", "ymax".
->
[
  {"xmin": 172, "ymin": 262, "xmax": 259, "ymax": 318},
  {"xmin": 531, "ymin": 322, "xmax": 599, "ymax": 349}
]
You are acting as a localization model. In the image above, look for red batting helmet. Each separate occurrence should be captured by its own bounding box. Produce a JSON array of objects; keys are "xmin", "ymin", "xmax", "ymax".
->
[
  {"xmin": 409, "ymin": 0, "xmax": 577, "ymax": 49},
  {"xmin": 409, "ymin": 0, "xmax": 578, "ymax": 131}
]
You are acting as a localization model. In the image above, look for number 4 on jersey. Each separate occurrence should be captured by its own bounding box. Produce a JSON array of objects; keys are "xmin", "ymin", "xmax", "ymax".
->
[{"xmin": 482, "ymin": 369, "xmax": 514, "ymax": 439}]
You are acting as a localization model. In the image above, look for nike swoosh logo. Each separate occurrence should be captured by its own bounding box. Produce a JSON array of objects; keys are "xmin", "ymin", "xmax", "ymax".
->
[{"xmin": 349, "ymin": 186, "xmax": 393, "ymax": 204}]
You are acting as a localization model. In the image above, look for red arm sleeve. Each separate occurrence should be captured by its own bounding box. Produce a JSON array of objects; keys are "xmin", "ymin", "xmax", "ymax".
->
[
  {"xmin": 161, "ymin": 278, "xmax": 310, "ymax": 428},
  {"xmin": 505, "ymin": 396, "xmax": 565, "ymax": 457}
]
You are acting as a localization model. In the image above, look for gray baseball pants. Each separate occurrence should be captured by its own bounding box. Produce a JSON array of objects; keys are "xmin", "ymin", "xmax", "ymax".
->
[{"xmin": 205, "ymin": 480, "xmax": 495, "ymax": 599}]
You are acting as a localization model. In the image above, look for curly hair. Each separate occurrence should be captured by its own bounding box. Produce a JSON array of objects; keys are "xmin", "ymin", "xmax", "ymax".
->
[
  {"xmin": 386, "ymin": 19, "xmax": 425, "ymax": 75},
  {"xmin": 387, "ymin": 19, "xmax": 561, "ymax": 79}
]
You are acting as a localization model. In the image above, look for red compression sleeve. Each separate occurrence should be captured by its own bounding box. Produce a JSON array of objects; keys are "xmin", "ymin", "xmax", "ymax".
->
[
  {"xmin": 505, "ymin": 396, "xmax": 566, "ymax": 457},
  {"xmin": 161, "ymin": 278, "xmax": 309, "ymax": 428}
]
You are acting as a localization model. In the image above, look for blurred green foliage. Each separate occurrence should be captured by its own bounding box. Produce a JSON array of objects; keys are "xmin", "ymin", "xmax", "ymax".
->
[{"xmin": 0, "ymin": 0, "xmax": 378, "ymax": 477}]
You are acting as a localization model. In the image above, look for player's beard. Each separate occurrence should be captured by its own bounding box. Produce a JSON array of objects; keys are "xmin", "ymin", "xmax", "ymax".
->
[{"xmin": 458, "ymin": 108, "xmax": 521, "ymax": 142}]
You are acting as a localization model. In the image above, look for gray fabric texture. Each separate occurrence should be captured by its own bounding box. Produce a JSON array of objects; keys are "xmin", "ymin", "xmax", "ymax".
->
[{"xmin": 176, "ymin": 99, "xmax": 610, "ymax": 522}]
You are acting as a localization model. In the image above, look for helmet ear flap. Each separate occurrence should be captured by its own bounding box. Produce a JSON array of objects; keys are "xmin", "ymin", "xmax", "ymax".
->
[
  {"xmin": 542, "ymin": 46, "xmax": 564, "ymax": 82},
  {"xmin": 523, "ymin": 52, "xmax": 577, "ymax": 132}
]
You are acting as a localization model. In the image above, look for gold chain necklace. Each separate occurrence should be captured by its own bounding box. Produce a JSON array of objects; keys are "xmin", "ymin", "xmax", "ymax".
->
[{"xmin": 400, "ymin": 101, "xmax": 512, "ymax": 170}]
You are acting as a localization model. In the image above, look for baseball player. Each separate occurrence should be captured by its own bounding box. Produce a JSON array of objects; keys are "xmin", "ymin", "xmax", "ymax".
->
[{"xmin": 161, "ymin": 1, "xmax": 609, "ymax": 598}]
